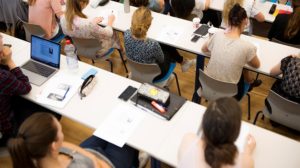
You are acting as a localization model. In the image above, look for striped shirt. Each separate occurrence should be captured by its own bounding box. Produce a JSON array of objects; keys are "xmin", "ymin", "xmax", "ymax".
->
[{"xmin": 0, "ymin": 66, "xmax": 31, "ymax": 134}]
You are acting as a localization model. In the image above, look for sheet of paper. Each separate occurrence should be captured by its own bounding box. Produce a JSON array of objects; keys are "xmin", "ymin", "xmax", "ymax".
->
[
  {"xmin": 235, "ymin": 124, "xmax": 250, "ymax": 153},
  {"xmin": 98, "ymin": 9, "xmax": 119, "ymax": 25},
  {"xmin": 93, "ymin": 103, "xmax": 145, "ymax": 147},
  {"xmin": 158, "ymin": 26, "xmax": 184, "ymax": 43},
  {"xmin": 36, "ymin": 74, "xmax": 82, "ymax": 108}
]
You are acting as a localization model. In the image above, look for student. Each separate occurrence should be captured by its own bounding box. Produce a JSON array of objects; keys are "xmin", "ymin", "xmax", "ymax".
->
[
  {"xmin": 130, "ymin": 0, "xmax": 165, "ymax": 12},
  {"xmin": 28, "ymin": 0, "xmax": 64, "ymax": 39},
  {"xmin": 0, "ymin": 34, "xmax": 31, "ymax": 146},
  {"xmin": 270, "ymin": 54, "xmax": 300, "ymax": 103},
  {"xmin": 61, "ymin": 0, "xmax": 123, "ymax": 56},
  {"xmin": 170, "ymin": 0, "xmax": 210, "ymax": 20},
  {"xmin": 8, "ymin": 112, "xmax": 138, "ymax": 168},
  {"xmin": 268, "ymin": 0, "xmax": 300, "ymax": 44},
  {"xmin": 202, "ymin": 4, "xmax": 261, "ymax": 100},
  {"xmin": 178, "ymin": 97, "xmax": 256, "ymax": 168},
  {"xmin": 222, "ymin": 0, "xmax": 265, "ymax": 34},
  {"xmin": 124, "ymin": 7, "xmax": 194, "ymax": 82}
]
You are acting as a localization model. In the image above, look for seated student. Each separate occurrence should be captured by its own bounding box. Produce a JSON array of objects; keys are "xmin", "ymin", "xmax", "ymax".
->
[
  {"xmin": 28, "ymin": 0, "xmax": 64, "ymax": 39},
  {"xmin": 270, "ymin": 54, "xmax": 300, "ymax": 103},
  {"xmin": 0, "ymin": 34, "xmax": 31, "ymax": 146},
  {"xmin": 124, "ymin": 7, "xmax": 194, "ymax": 82},
  {"xmin": 8, "ymin": 112, "xmax": 138, "ymax": 168},
  {"xmin": 130, "ymin": 0, "xmax": 165, "ymax": 12},
  {"xmin": 202, "ymin": 4, "xmax": 261, "ymax": 100},
  {"xmin": 61, "ymin": 0, "xmax": 123, "ymax": 56},
  {"xmin": 178, "ymin": 97, "xmax": 256, "ymax": 168},
  {"xmin": 170, "ymin": 0, "xmax": 210, "ymax": 21},
  {"xmin": 222, "ymin": 0, "xmax": 265, "ymax": 34},
  {"xmin": 268, "ymin": 0, "xmax": 300, "ymax": 45}
]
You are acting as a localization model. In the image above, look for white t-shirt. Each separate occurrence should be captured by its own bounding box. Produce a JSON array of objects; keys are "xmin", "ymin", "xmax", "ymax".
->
[
  {"xmin": 221, "ymin": 0, "xmax": 261, "ymax": 33},
  {"xmin": 205, "ymin": 32, "xmax": 257, "ymax": 84}
]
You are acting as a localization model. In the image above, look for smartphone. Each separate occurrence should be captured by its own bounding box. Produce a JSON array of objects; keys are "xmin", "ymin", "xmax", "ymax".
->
[
  {"xmin": 191, "ymin": 35, "xmax": 200, "ymax": 43},
  {"xmin": 118, "ymin": 86, "xmax": 137, "ymax": 101},
  {"xmin": 269, "ymin": 4, "xmax": 277, "ymax": 14}
]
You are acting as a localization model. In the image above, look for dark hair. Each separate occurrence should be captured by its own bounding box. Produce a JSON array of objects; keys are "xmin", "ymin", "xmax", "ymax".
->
[
  {"xmin": 130, "ymin": 0, "xmax": 149, "ymax": 7},
  {"xmin": 8, "ymin": 113, "xmax": 58, "ymax": 168},
  {"xmin": 228, "ymin": 3, "xmax": 247, "ymax": 27},
  {"xmin": 202, "ymin": 97, "xmax": 242, "ymax": 168},
  {"xmin": 171, "ymin": 0, "xmax": 195, "ymax": 19},
  {"xmin": 284, "ymin": 0, "xmax": 300, "ymax": 39}
]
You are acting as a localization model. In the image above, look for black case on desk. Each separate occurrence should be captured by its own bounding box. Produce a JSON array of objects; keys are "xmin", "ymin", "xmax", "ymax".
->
[{"xmin": 130, "ymin": 92, "xmax": 186, "ymax": 121}]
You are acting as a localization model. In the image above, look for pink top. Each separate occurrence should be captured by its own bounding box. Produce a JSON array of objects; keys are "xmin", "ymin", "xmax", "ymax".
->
[{"xmin": 28, "ymin": 0, "xmax": 63, "ymax": 39}]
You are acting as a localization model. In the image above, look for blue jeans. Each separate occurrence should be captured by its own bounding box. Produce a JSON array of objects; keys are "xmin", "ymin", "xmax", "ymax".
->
[
  {"xmin": 192, "ymin": 54, "xmax": 205, "ymax": 103},
  {"xmin": 80, "ymin": 136, "xmax": 139, "ymax": 168}
]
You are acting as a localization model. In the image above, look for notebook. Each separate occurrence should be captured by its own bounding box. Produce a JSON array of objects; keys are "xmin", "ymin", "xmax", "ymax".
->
[
  {"xmin": 130, "ymin": 92, "xmax": 186, "ymax": 121},
  {"xmin": 21, "ymin": 35, "xmax": 61, "ymax": 86}
]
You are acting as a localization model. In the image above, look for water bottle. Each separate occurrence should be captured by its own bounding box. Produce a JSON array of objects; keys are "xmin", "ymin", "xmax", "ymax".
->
[
  {"xmin": 124, "ymin": 0, "xmax": 130, "ymax": 13},
  {"xmin": 64, "ymin": 39, "xmax": 79, "ymax": 72}
]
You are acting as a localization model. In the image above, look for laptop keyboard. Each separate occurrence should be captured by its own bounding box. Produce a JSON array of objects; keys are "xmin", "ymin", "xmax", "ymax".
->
[{"xmin": 22, "ymin": 61, "xmax": 55, "ymax": 77}]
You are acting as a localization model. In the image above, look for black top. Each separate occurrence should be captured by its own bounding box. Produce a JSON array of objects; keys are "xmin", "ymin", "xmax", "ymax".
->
[
  {"xmin": 271, "ymin": 56, "xmax": 300, "ymax": 103},
  {"xmin": 268, "ymin": 14, "xmax": 300, "ymax": 45}
]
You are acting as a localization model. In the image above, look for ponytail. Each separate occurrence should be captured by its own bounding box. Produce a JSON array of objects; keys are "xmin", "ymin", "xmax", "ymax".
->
[
  {"xmin": 8, "ymin": 136, "xmax": 37, "ymax": 168},
  {"xmin": 204, "ymin": 141, "xmax": 238, "ymax": 168},
  {"xmin": 284, "ymin": 6, "xmax": 300, "ymax": 39},
  {"xmin": 7, "ymin": 113, "xmax": 58, "ymax": 168},
  {"xmin": 131, "ymin": 7, "xmax": 152, "ymax": 39},
  {"xmin": 202, "ymin": 98, "xmax": 242, "ymax": 168}
]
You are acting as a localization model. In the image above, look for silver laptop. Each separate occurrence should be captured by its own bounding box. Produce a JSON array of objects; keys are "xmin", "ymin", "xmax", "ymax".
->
[{"xmin": 21, "ymin": 35, "xmax": 61, "ymax": 86}]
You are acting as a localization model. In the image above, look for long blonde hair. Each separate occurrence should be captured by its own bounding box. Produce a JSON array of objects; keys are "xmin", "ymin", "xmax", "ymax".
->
[
  {"xmin": 65, "ymin": 0, "xmax": 89, "ymax": 31},
  {"xmin": 28, "ymin": 0, "xmax": 36, "ymax": 5},
  {"xmin": 223, "ymin": 0, "xmax": 244, "ymax": 25},
  {"xmin": 284, "ymin": 0, "xmax": 300, "ymax": 39},
  {"xmin": 131, "ymin": 7, "xmax": 153, "ymax": 39}
]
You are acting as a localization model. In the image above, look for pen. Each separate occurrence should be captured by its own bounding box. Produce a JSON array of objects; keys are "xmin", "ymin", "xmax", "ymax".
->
[{"xmin": 62, "ymin": 86, "xmax": 70, "ymax": 100}]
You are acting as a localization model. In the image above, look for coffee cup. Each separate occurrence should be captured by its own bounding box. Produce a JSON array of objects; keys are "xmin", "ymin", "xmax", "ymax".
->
[{"xmin": 192, "ymin": 17, "xmax": 200, "ymax": 28}]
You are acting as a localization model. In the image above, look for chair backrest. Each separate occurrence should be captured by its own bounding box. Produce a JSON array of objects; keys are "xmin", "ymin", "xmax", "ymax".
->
[
  {"xmin": 127, "ymin": 58, "xmax": 161, "ymax": 83},
  {"xmin": 272, "ymin": 38, "xmax": 300, "ymax": 49},
  {"xmin": 71, "ymin": 37, "xmax": 101, "ymax": 60},
  {"xmin": 199, "ymin": 69, "xmax": 237, "ymax": 101},
  {"xmin": 19, "ymin": 19, "xmax": 46, "ymax": 42},
  {"xmin": 263, "ymin": 90, "xmax": 300, "ymax": 131}
]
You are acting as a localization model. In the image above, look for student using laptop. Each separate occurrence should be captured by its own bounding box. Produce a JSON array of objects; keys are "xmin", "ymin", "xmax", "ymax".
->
[
  {"xmin": 178, "ymin": 97, "xmax": 256, "ymax": 168},
  {"xmin": 0, "ymin": 33, "xmax": 31, "ymax": 146}
]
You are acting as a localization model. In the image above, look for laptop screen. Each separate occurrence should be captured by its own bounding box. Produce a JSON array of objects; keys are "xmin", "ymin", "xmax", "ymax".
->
[{"xmin": 31, "ymin": 35, "xmax": 61, "ymax": 68}]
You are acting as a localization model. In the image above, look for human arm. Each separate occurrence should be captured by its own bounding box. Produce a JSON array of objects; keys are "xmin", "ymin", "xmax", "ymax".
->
[
  {"xmin": 270, "ymin": 62, "xmax": 282, "ymax": 76},
  {"xmin": 91, "ymin": 14, "xmax": 115, "ymax": 39},
  {"xmin": 62, "ymin": 142, "xmax": 110, "ymax": 168},
  {"xmin": 254, "ymin": 12, "xmax": 265, "ymax": 22},
  {"xmin": 241, "ymin": 134, "xmax": 256, "ymax": 168},
  {"xmin": 0, "ymin": 47, "xmax": 31, "ymax": 95},
  {"xmin": 204, "ymin": 0, "xmax": 210, "ymax": 10},
  {"xmin": 248, "ymin": 56, "xmax": 260, "ymax": 69},
  {"xmin": 51, "ymin": 0, "xmax": 64, "ymax": 18}
]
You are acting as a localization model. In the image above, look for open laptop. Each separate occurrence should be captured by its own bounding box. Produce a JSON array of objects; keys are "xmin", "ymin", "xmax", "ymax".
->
[{"xmin": 21, "ymin": 35, "xmax": 61, "ymax": 86}]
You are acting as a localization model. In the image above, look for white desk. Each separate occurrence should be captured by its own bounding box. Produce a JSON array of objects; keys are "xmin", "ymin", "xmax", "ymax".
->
[
  {"xmin": 5, "ymin": 33, "xmax": 300, "ymax": 168},
  {"xmin": 83, "ymin": 1, "xmax": 299, "ymax": 77},
  {"xmin": 209, "ymin": 0, "xmax": 293, "ymax": 23}
]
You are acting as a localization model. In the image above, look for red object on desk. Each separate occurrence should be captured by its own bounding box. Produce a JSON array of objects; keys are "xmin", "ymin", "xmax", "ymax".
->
[{"xmin": 278, "ymin": 10, "xmax": 292, "ymax": 14}]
